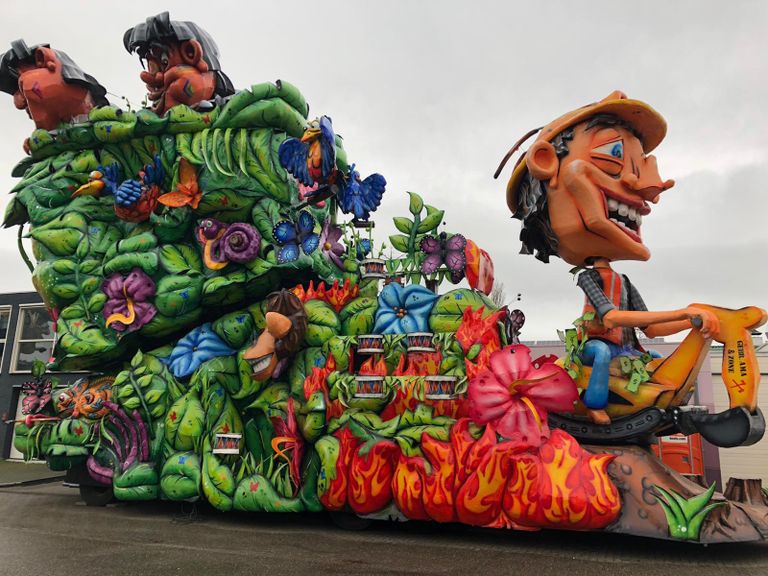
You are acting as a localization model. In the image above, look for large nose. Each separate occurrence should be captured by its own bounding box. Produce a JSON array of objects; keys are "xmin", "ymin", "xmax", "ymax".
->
[
  {"xmin": 140, "ymin": 70, "xmax": 163, "ymax": 86},
  {"xmin": 620, "ymin": 155, "xmax": 674, "ymax": 203}
]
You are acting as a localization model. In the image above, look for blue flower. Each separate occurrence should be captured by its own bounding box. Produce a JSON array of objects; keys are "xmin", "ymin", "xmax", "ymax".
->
[
  {"xmin": 164, "ymin": 323, "xmax": 235, "ymax": 379},
  {"xmin": 373, "ymin": 284, "xmax": 438, "ymax": 334}
]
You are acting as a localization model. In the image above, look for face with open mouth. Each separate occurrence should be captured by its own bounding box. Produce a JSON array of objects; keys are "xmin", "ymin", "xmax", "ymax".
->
[
  {"xmin": 528, "ymin": 122, "xmax": 674, "ymax": 266},
  {"xmin": 242, "ymin": 310, "xmax": 294, "ymax": 381},
  {"xmin": 246, "ymin": 352, "xmax": 276, "ymax": 381}
]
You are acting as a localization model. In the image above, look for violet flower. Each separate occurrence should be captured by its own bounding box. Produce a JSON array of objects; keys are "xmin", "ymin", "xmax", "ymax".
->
[
  {"xmin": 103, "ymin": 268, "xmax": 157, "ymax": 332},
  {"xmin": 318, "ymin": 220, "xmax": 345, "ymax": 269}
]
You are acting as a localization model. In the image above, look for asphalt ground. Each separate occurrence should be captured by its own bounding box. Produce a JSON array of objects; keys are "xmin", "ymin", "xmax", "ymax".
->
[
  {"xmin": 0, "ymin": 482, "xmax": 766, "ymax": 576},
  {"xmin": 0, "ymin": 459, "xmax": 64, "ymax": 486}
]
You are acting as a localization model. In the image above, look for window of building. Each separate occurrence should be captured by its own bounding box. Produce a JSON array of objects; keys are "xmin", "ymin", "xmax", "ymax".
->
[
  {"xmin": 11, "ymin": 305, "xmax": 55, "ymax": 373},
  {"xmin": 0, "ymin": 306, "xmax": 11, "ymax": 371}
]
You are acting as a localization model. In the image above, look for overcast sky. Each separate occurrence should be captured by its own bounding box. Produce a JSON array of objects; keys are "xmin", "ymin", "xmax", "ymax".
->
[{"xmin": 0, "ymin": 0, "xmax": 765, "ymax": 340}]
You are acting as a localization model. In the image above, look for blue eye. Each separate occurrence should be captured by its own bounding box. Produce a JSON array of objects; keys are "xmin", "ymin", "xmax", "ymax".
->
[{"xmin": 592, "ymin": 140, "xmax": 624, "ymax": 160}]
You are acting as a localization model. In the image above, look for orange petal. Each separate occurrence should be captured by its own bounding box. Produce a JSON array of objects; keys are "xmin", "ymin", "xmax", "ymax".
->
[
  {"xmin": 106, "ymin": 298, "xmax": 136, "ymax": 328},
  {"xmin": 178, "ymin": 158, "xmax": 199, "ymax": 187},
  {"xmin": 157, "ymin": 192, "xmax": 191, "ymax": 208}
]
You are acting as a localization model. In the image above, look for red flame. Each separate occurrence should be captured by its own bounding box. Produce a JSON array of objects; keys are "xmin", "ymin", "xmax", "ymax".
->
[
  {"xmin": 386, "ymin": 420, "xmax": 621, "ymax": 530},
  {"xmin": 292, "ymin": 279, "xmax": 359, "ymax": 312},
  {"xmin": 359, "ymin": 356, "xmax": 388, "ymax": 376}
]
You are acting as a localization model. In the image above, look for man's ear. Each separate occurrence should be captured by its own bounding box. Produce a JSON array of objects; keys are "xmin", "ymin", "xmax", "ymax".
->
[
  {"xmin": 179, "ymin": 40, "xmax": 209, "ymax": 72},
  {"xmin": 526, "ymin": 140, "xmax": 559, "ymax": 183}
]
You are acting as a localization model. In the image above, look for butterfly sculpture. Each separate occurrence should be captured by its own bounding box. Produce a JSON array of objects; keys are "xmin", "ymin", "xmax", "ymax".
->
[
  {"xmin": 420, "ymin": 232, "xmax": 467, "ymax": 283},
  {"xmin": 278, "ymin": 116, "xmax": 337, "ymax": 187},
  {"xmin": 21, "ymin": 375, "xmax": 53, "ymax": 415},
  {"xmin": 337, "ymin": 164, "xmax": 386, "ymax": 224},
  {"xmin": 272, "ymin": 211, "xmax": 320, "ymax": 264}
]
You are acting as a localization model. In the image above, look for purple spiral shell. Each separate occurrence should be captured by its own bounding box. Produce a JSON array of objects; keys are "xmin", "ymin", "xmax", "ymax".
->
[{"xmin": 220, "ymin": 223, "xmax": 261, "ymax": 263}]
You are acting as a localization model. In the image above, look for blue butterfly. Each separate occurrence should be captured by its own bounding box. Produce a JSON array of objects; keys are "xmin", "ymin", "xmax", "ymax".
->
[
  {"xmin": 272, "ymin": 211, "xmax": 320, "ymax": 264},
  {"xmin": 337, "ymin": 163, "xmax": 386, "ymax": 223},
  {"xmin": 355, "ymin": 238, "xmax": 372, "ymax": 260}
]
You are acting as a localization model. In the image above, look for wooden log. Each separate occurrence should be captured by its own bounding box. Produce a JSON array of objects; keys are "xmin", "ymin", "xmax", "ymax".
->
[{"xmin": 723, "ymin": 477, "xmax": 768, "ymax": 506}]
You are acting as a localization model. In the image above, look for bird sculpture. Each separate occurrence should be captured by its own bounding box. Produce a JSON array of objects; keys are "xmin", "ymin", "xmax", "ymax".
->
[
  {"xmin": 336, "ymin": 163, "xmax": 386, "ymax": 224},
  {"xmin": 72, "ymin": 155, "xmax": 165, "ymax": 223},
  {"xmin": 278, "ymin": 115, "xmax": 337, "ymax": 193}
]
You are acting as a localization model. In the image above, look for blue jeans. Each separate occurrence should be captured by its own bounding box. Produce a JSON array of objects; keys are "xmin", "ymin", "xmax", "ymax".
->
[{"xmin": 580, "ymin": 340, "xmax": 660, "ymax": 409}]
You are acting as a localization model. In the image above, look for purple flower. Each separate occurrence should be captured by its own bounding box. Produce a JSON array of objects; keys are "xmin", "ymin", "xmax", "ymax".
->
[
  {"xmin": 318, "ymin": 220, "xmax": 344, "ymax": 269},
  {"xmin": 221, "ymin": 223, "xmax": 261, "ymax": 263},
  {"xmin": 103, "ymin": 268, "xmax": 157, "ymax": 332}
]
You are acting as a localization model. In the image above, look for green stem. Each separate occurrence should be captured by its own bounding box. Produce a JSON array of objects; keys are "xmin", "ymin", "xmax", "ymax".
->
[
  {"xmin": 127, "ymin": 372, "xmax": 154, "ymax": 435},
  {"xmin": 17, "ymin": 224, "xmax": 34, "ymax": 274},
  {"xmin": 407, "ymin": 213, "xmax": 421, "ymax": 255}
]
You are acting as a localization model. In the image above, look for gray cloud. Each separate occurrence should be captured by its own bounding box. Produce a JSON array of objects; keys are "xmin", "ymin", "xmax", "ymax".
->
[{"xmin": 0, "ymin": 0, "xmax": 764, "ymax": 339}]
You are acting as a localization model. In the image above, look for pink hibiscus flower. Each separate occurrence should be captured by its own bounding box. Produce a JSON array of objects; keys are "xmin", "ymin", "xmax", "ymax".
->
[{"xmin": 468, "ymin": 344, "xmax": 578, "ymax": 447}]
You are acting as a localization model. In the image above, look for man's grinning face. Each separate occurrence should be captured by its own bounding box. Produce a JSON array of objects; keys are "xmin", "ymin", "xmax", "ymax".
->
[{"xmin": 546, "ymin": 122, "xmax": 673, "ymax": 266}]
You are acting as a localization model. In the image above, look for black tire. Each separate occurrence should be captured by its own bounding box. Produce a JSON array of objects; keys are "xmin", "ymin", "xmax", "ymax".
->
[
  {"xmin": 329, "ymin": 511, "xmax": 373, "ymax": 531},
  {"xmin": 79, "ymin": 484, "xmax": 114, "ymax": 507}
]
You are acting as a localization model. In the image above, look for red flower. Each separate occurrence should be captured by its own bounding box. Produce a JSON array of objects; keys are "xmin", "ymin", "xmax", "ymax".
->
[
  {"xmin": 270, "ymin": 398, "xmax": 304, "ymax": 495},
  {"xmin": 468, "ymin": 345, "xmax": 578, "ymax": 447}
]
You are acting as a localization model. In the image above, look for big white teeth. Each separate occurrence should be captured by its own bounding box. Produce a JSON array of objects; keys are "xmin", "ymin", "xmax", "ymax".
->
[
  {"xmin": 249, "ymin": 354, "xmax": 272, "ymax": 374},
  {"xmin": 607, "ymin": 198, "xmax": 643, "ymax": 226}
]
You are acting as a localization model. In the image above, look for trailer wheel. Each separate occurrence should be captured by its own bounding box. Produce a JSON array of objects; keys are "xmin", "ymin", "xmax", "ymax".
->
[
  {"xmin": 329, "ymin": 511, "xmax": 373, "ymax": 531},
  {"xmin": 79, "ymin": 484, "xmax": 114, "ymax": 507}
]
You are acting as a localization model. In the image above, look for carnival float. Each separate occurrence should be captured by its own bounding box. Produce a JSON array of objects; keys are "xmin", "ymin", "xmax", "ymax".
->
[{"xmin": 3, "ymin": 12, "xmax": 767, "ymax": 544}]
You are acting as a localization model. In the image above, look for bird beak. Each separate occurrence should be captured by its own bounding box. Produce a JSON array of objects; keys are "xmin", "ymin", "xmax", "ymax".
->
[
  {"xmin": 71, "ymin": 180, "xmax": 105, "ymax": 198},
  {"xmin": 300, "ymin": 128, "xmax": 321, "ymax": 143}
]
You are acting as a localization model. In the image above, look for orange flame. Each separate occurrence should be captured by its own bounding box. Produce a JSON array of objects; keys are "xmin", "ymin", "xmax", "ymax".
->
[
  {"xmin": 292, "ymin": 279, "xmax": 359, "ymax": 312},
  {"xmin": 392, "ymin": 454, "xmax": 429, "ymax": 520},
  {"xmin": 318, "ymin": 428, "xmax": 360, "ymax": 511},
  {"xmin": 359, "ymin": 355, "xmax": 388, "ymax": 376},
  {"xmin": 422, "ymin": 433, "xmax": 456, "ymax": 522},
  {"xmin": 386, "ymin": 420, "xmax": 621, "ymax": 531},
  {"xmin": 348, "ymin": 440, "xmax": 399, "ymax": 515},
  {"xmin": 407, "ymin": 351, "xmax": 442, "ymax": 376},
  {"xmin": 500, "ymin": 430, "xmax": 620, "ymax": 529},
  {"xmin": 457, "ymin": 307, "xmax": 505, "ymax": 381},
  {"xmin": 325, "ymin": 279, "xmax": 360, "ymax": 312},
  {"xmin": 302, "ymin": 355, "xmax": 346, "ymax": 420},
  {"xmin": 455, "ymin": 440, "xmax": 520, "ymax": 526}
]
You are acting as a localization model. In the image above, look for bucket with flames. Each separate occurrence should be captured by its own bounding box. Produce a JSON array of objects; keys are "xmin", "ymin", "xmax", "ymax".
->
[
  {"xmin": 424, "ymin": 375, "xmax": 459, "ymax": 400},
  {"xmin": 213, "ymin": 433, "xmax": 242, "ymax": 454},
  {"xmin": 361, "ymin": 258, "xmax": 386, "ymax": 279},
  {"xmin": 406, "ymin": 332, "xmax": 435, "ymax": 352},
  {"xmin": 354, "ymin": 375, "xmax": 385, "ymax": 398},
  {"xmin": 357, "ymin": 334, "xmax": 384, "ymax": 354}
]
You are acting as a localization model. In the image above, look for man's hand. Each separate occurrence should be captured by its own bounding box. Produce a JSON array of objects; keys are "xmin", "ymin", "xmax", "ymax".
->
[{"xmin": 684, "ymin": 305, "xmax": 719, "ymax": 339}]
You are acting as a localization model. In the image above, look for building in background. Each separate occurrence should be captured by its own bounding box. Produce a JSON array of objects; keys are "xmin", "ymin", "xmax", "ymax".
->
[{"xmin": 0, "ymin": 292, "xmax": 84, "ymax": 459}]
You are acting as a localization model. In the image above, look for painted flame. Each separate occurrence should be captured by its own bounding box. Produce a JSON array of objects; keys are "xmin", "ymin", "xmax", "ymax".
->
[
  {"xmin": 359, "ymin": 355, "xmax": 388, "ymax": 376},
  {"xmin": 348, "ymin": 440, "xmax": 399, "ymax": 515}
]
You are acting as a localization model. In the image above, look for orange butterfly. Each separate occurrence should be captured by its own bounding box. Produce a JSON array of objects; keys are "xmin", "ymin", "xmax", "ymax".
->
[{"xmin": 158, "ymin": 158, "xmax": 202, "ymax": 209}]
